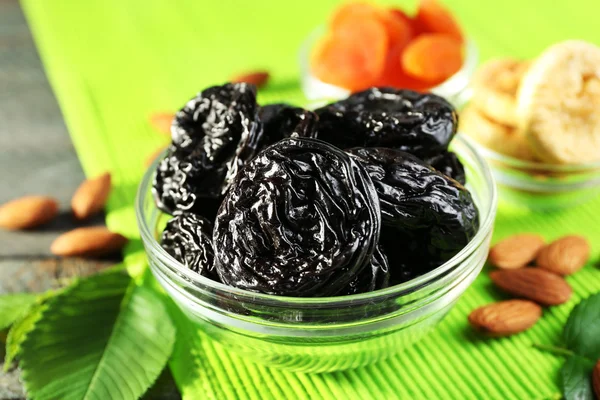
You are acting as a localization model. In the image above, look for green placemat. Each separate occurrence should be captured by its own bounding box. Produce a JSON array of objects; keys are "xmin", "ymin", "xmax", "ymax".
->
[{"xmin": 20, "ymin": 0, "xmax": 600, "ymax": 398}]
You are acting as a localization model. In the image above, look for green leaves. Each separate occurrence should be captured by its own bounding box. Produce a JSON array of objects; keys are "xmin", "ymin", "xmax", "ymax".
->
[
  {"xmin": 559, "ymin": 293, "xmax": 600, "ymax": 400},
  {"xmin": 0, "ymin": 293, "xmax": 37, "ymax": 331},
  {"xmin": 564, "ymin": 292, "xmax": 600, "ymax": 361},
  {"xmin": 16, "ymin": 269, "xmax": 176, "ymax": 400},
  {"xmin": 561, "ymin": 356, "xmax": 596, "ymax": 400},
  {"xmin": 4, "ymin": 300, "xmax": 47, "ymax": 371}
]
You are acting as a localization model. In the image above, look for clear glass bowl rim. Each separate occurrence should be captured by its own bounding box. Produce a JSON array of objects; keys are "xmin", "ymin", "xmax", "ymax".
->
[
  {"xmin": 136, "ymin": 135, "xmax": 497, "ymax": 306},
  {"xmin": 461, "ymin": 133, "xmax": 600, "ymax": 173}
]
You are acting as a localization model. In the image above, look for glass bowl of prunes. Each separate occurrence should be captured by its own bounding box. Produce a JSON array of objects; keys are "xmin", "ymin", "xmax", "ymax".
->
[{"xmin": 136, "ymin": 83, "xmax": 497, "ymax": 373}]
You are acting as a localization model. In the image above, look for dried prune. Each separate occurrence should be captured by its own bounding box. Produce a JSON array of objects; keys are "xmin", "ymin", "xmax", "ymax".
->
[
  {"xmin": 315, "ymin": 88, "xmax": 457, "ymax": 158},
  {"xmin": 152, "ymin": 145, "xmax": 223, "ymax": 219},
  {"xmin": 152, "ymin": 83, "xmax": 263, "ymax": 216},
  {"xmin": 171, "ymin": 82, "xmax": 261, "ymax": 156},
  {"xmin": 340, "ymin": 245, "xmax": 390, "ymax": 295},
  {"xmin": 161, "ymin": 212, "xmax": 220, "ymax": 281},
  {"xmin": 425, "ymin": 150, "xmax": 466, "ymax": 185},
  {"xmin": 259, "ymin": 103, "xmax": 318, "ymax": 145},
  {"xmin": 213, "ymin": 137, "xmax": 381, "ymax": 297},
  {"xmin": 347, "ymin": 147, "xmax": 479, "ymax": 280}
]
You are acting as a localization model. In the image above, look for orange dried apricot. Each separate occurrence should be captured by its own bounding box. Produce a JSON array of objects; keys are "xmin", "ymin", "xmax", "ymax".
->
[
  {"xmin": 401, "ymin": 34, "xmax": 463, "ymax": 83},
  {"xmin": 378, "ymin": 9, "xmax": 413, "ymax": 50},
  {"xmin": 414, "ymin": 0, "xmax": 463, "ymax": 41},
  {"xmin": 311, "ymin": 20, "xmax": 388, "ymax": 91},
  {"xmin": 330, "ymin": 2, "xmax": 380, "ymax": 33},
  {"xmin": 388, "ymin": 8, "xmax": 414, "ymax": 27},
  {"xmin": 332, "ymin": 3, "xmax": 413, "ymax": 50}
]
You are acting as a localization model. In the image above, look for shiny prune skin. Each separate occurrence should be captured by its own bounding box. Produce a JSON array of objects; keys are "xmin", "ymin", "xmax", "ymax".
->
[
  {"xmin": 347, "ymin": 147, "xmax": 479, "ymax": 280},
  {"xmin": 315, "ymin": 88, "xmax": 457, "ymax": 158},
  {"xmin": 213, "ymin": 137, "xmax": 381, "ymax": 297},
  {"xmin": 340, "ymin": 245, "xmax": 390, "ymax": 295},
  {"xmin": 425, "ymin": 151, "xmax": 466, "ymax": 185},
  {"xmin": 259, "ymin": 103, "xmax": 318, "ymax": 145},
  {"xmin": 171, "ymin": 83, "xmax": 261, "ymax": 157},
  {"xmin": 152, "ymin": 83, "xmax": 262, "ymax": 216},
  {"xmin": 152, "ymin": 145, "xmax": 223, "ymax": 219},
  {"xmin": 161, "ymin": 213, "xmax": 220, "ymax": 281}
]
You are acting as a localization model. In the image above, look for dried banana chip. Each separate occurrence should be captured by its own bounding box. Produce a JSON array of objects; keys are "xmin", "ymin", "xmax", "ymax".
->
[
  {"xmin": 472, "ymin": 58, "xmax": 530, "ymax": 127},
  {"xmin": 517, "ymin": 40, "xmax": 600, "ymax": 164},
  {"xmin": 460, "ymin": 104, "xmax": 535, "ymax": 161}
]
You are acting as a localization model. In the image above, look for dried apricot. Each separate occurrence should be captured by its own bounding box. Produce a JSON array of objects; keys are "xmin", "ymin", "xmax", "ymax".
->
[
  {"xmin": 401, "ymin": 34, "xmax": 463, "ymax": 83},
  {"xmin": 378, "ymin": 9, "xmax": 413, "ymax": 50},
  {"xmin": 311, "ymin": 21, "xmax": 388, "ymax": 91},
  {"xmin": 374, "ymin": 9, "xmax": 425, "ymax": 90},
  {"xmin": 414, "ymin": 0, "xmax": 463, "ymax": 41},
  {"xmin": 388, "ymin": 8, "xmax": 414, "ymax": 28},
  {"xmin": 376, "ymin": 44, "xmax": 430, "ymax": 91},
  {"xmin": 331, "ymin": 2, "xmax": 380, "ymax": 32}
]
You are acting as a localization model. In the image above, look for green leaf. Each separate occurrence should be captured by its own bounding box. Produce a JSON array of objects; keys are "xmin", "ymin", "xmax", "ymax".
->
[
  {"xmin": 166, "ymin": 299, "xmax": 223, "ymax": 400},
  {"xmin": 0, "ymin": 293, "xmax": 38, "ymax": 331},
  {"xmin": 4, "ymin": 301, "xmax": 47, "ymax": 371},
  {"xmin": 564, "ymin": 292, "xmax": 600, "ymax": 361},
  {"xmin": 19, "ymin": 270, "xmax": 176, "ymax": 400},
  {"xmin": 561, "ymin": 355, "xmax": 595, "ymax": 400}
]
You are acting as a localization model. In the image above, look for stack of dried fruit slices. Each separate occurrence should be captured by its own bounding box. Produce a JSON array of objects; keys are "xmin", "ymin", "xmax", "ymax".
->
[{"xmin": 310, "ymin": 0, "xmax": 466, "ymax": 93}]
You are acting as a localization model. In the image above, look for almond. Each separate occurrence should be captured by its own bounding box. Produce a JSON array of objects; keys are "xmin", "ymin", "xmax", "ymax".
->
[
  {"xmin": 0, "ymin": 196, "xmax": 59, "ymax": 230},
  {"xmin": 489, "ymin": 233, "xmax": 545, "ymax": 269},
  {"xmin": 145, "ymin": 146, "xmax": 167, "ymax": 168},
  {"xmin": 149, "ymin": 112, "xmax": 175, "ymax": 135},
  {"xmin": 51, "ymin": 227, "xmax": 127, "ymax": 257},
  {"xmin": 231, "ymin": 70, "xmax": 270, "ymax": 88},
  {"xmin": 593, "ymin": 360, "xmax": 600, "ymax": 399},
  {"xmin": 490, "ymin": 268, "xmax": 572, "ymax": 305},
  {"xmin": 468, "ymin": 300, "xmax": 542, "ymax": 336},
  {"xmin": 536, "ymin": 235, "xmax": 590, "ymax": 275},
  {"xmin": 71, "ymin": 172, "xmax": 112, "ymax": 220}
]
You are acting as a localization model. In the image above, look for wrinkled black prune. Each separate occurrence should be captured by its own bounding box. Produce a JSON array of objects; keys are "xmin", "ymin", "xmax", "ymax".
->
[
  {"xmin": 425, "ymin": 151, "xmax": 466, "ymax": 185},
  {"xmin": 340, "ymin": 245, "xmax": 390, "ymax": 295},
  {"xmin": 152, "ymin": 83, "xmax": 263, "ymax": 216},
  {"xmin": 259, "ymin": 103, "xmax": 318, "ymax": 145},
  {"xmin": 152, "ymin": 145, "xmax": 224, "ymax": 219},
  {"xmin": 347, "ymin": 147, "xmax": 479, "ymax": 280},
  {"xmin": 213, "ymin": 137, "xmax": 381, "ymax": 297},
  {"xmin": 315, "ymin": 88, "xmax": 457, "ymax": 158},
  {"xmin": 161, "ymin": 212, "xmax": 220, "ymax": 281},
  {"xmin": 171, "ymin": 83, "xmax": 261, "ymax": 156}
]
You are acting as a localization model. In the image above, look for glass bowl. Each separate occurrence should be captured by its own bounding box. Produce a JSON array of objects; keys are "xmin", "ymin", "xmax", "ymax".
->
[
  {"xmin": 299, "ymin": 27, "xmax": 478, "ymax": 109},
  {"xmin": 136, "ymin": 135, "xmax": 497, "ymax": 373},
  {"xmin": 461, "ymin": 134, "xmax": 600, "ymax": 209}
]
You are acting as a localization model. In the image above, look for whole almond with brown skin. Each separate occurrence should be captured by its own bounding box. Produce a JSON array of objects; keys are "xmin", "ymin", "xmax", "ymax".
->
[
  {"xmin": 71, "ymin": 172, "xmax": 111, "ymax": 220},
  {"xmin": 490, "ymin": 268, "xmax": 572, "ymax": 305},
  {"xmin": 468, "ymin": 300, "xmax": 542, "ymax": 337},
  {"xmin": 51, "ymin": 227, "xmax": 127, "ymax": 257},
  {"xmin": 149, "ymin": 112, "xmax": 174, "ymax": 135},
  {"xmin": 536, "ymin": 235, "xmax": 590, "ymax": 275},
  {"xmin": 231, "ymin": 70, "xmax": 270, "ymax": 88},
  {"xmin": 489, "ymin": 233, "xmax": 545, "ymax": 269},
  {"xmin": 0, "ymin": 196, "xmax": 59, "ymax": 230},
  {"xmin": 593, "ymin": 360, "xmax": 600, "ymax": 399}
]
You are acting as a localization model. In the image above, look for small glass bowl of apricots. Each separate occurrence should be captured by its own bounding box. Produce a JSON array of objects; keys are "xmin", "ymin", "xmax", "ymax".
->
[{"xmin": 300, "ymin": 0, "xmax": 477, "ymax": 107}]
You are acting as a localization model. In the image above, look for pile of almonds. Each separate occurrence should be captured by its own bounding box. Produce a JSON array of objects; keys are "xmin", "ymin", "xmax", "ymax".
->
[
  {"xmin": 0, "ymin": 172, "xmax": 127, "ymax": 258},
  {"xmin": 469, "ymin": 233, "xmax": 590, "ymax": 336}
]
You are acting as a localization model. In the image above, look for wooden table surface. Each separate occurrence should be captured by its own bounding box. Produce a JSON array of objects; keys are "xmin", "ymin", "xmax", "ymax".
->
[{"xmin": 0, "ymin": 2, "xmax": 178, "ymax": 398}]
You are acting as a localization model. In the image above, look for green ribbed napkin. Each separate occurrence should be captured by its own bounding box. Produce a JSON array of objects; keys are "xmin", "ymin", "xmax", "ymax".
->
[{"xmin": 21, "ymin": 0, "xmax": 600, "ymax": 398}]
